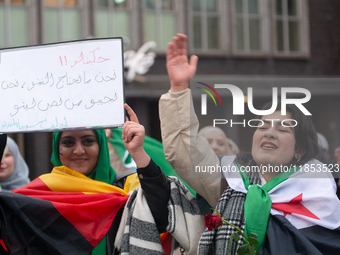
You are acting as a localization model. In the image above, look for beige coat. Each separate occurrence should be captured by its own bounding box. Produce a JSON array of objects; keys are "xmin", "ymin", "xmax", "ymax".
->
[{"xmin": 159, "ymin": 89, "xmax": 225, "ymax": 208}]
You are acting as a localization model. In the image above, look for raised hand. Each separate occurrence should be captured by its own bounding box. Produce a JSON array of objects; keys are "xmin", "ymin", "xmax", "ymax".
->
[
  {"xmin": 166, "ymin": 33, "xmax": 198, "ymax": 92},
  {"xmin": 122, "ymin": 104, "xmax": 150, "ymax": 168}
]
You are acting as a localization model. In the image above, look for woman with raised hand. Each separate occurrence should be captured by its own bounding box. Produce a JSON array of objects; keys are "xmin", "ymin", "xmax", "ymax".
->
[
  {"xmin": 0, "ymin": 136, "xmax": 30, "ymax": 191},
  {"xmin": 159, "ymin": 33, "xmax": 340, "ymax": 254},
  {"xmin": 0, "ymin": 104, "xmax": 204, "ymax": 255}
]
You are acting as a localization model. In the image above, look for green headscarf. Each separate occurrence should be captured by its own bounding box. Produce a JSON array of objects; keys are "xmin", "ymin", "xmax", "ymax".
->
[
  {"xmin": 50, "ymin": 129, "xmax": 116, "ymax": 255},
  {"xmin": 51, "ymin": 129, "xmax": 116, "ymax": 184}
]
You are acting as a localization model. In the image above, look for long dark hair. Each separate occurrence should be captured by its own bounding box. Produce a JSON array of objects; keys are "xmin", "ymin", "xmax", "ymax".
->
[{"xmin": 237, "ymin": 102, "xmax": 319, "ymax": 167}]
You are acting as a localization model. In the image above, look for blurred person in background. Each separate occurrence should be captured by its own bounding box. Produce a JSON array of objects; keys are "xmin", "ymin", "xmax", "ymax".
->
[
  {"xmin": 335, "ymin": 146, "xmax": 340, "ymax": 166},
  {"xmin": 0, "ymin": 136, "xmax": 30, "ymax": 192},
  {"xmin": 198, "ymin": 126, "xmax": 239, "ymax": 157}
]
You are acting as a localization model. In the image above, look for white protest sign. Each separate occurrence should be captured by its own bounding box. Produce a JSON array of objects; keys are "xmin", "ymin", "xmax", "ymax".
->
[{"xmin": 0, "ymin": 38, "xmax": 125, "ymax": 133}]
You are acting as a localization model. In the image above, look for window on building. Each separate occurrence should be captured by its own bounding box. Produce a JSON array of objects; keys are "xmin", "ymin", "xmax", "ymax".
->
[
  {"xmin": 188, "ymin": 0, "xmax": 227, "ymax": 54},
  {"xmin": 95, "ymin": 0, "xmax": 131, "ymax": 47},
  {"xmin": 143, "ymin": 0, "xmax": 178, "ymax": 51},
  {"xmin": 0, "ymin": 0, "xmax": 30, "ymax": 48},
  {"xmin": 231, "ymin": 0, "xmax": 268, "ymax": 55},
  {"xmin": 43, "ymin": 0, "xmax": 84, "ymax": 43},
  {"xmin": 273, "ymin": 0, "xmax": 309, "ymax": 56}
]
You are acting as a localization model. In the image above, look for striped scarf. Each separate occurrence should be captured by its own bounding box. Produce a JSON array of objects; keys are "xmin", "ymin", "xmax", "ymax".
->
[
  {"xmin": 198, "ymin": 170, "xmax": 260, "ymax": 255},
  {"xmin": 115, "ymin": 177, "xmax": 205, "ymax": 255}
]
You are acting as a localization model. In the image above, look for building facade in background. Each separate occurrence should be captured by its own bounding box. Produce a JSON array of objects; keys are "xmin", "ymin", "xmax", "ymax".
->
[{"xmin": 1, "ymin": 0, "xmax": 340, "ymax": 179}]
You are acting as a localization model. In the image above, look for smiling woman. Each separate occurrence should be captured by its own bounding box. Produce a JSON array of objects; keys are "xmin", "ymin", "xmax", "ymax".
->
[
  {"xmin": 247, "ymin": 106, "xmax": 318, "ymax": 181},
  {"xmin": 58, "ymin": 130, "xmax": 100, "ymax": 176},
  {"xmin": 252, "ymin": 112, "xmax": 298, "ymax": 180}
]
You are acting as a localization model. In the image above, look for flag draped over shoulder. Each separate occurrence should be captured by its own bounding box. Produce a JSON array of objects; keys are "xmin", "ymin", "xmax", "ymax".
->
[
  {"xmin": 0, "ymin": 166, "xmax": 129, "ymax": 255},
  {"xmin": 110, "ymin": 128, "xmax": 196, "ymax": 195},
  {"xmin": 222, "ymin": 156, "xmax": 340, "ymax": 255}
]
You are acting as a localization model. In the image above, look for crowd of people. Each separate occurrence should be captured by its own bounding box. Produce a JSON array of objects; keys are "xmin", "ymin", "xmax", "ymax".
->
[{"xmin": 0, "ymin": 33, "xmax": 339, "ymax": 255}]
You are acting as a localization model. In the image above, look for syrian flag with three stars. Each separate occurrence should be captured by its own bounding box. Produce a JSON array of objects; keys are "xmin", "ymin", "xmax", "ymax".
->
[{"xmin": 222, "ymin": 156, "xmax": 340, "ymax": 255}]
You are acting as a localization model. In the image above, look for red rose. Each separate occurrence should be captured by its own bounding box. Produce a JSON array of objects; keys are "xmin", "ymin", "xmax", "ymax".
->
[{"xmin": 204, "ymin": 214, "xmax": 223, "ymax": 231}]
